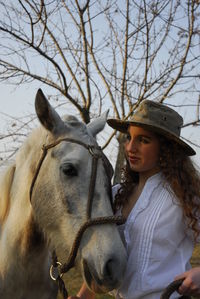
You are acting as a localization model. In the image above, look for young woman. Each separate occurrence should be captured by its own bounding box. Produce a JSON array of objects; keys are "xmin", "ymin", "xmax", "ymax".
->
[{"xmin": 69, "ymin": 100, "xmax": 200, "ymax": 299}]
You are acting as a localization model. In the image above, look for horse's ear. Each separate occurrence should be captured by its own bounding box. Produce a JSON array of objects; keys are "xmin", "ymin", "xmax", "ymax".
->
[
  {"xmin": 35, "ymin": 89, "xmax": 64, "ymax": 134},
  {"xmin": 87, "ymin": 110, "xmax": 109, "ymax": 137}
]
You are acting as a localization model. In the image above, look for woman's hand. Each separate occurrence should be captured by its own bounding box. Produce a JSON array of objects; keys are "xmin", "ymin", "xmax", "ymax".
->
[
  {"xmin": 175, "ymin": 267, "xmax": 200, "ymax": 296},
  {"xmin": 68, "ymin": 283, "xmax": 95, "ymax": 299}
]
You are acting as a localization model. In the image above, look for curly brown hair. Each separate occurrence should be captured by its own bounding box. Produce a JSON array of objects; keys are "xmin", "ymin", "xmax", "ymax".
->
[{"xmin": 114, "ymin": 135, "xmax": 200, "ymax": 240}]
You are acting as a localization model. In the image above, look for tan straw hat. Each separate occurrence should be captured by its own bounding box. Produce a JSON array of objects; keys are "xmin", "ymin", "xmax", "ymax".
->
[{"xmin": 107, "ymin": 100, "xmax": 195, "ymax": 156}]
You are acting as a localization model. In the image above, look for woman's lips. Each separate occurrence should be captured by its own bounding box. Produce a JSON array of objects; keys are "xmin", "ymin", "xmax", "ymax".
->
[{"xmin": 128, "ymin": 156, "xmax": 140, "ymax": 163}]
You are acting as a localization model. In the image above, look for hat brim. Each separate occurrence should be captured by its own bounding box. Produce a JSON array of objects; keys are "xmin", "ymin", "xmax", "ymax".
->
[{"xmin": 107, "ymin": 118, "xmax": 196, "ymax": 156}]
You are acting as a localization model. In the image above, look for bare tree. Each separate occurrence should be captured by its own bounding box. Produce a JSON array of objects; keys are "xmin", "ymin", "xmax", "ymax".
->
[{"xmin": 0, "ymin": 0, "xmax": 199, "ymax": 179}]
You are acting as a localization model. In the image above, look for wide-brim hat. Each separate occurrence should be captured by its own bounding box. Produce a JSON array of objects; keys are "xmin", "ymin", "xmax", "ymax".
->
[{"xmin": 107, "ymin": 100, "xmax": 195, "ymax": 156}]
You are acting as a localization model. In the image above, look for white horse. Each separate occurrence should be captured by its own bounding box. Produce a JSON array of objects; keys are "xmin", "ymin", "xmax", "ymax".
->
[{"xmin": 0, "ymin": 89, "xmax": 127, "ymax": 299}]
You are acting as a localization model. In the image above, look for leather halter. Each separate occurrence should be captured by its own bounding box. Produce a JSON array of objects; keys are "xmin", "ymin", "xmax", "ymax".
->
[{"xmin": 29, "ymin": 137, "xmax": 125, "ymax": 298}]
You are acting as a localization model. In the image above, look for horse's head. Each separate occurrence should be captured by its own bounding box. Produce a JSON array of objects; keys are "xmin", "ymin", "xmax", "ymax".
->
[{"xmin": 30, "ymin": 89, "xmax": 127, "ymax": 293}]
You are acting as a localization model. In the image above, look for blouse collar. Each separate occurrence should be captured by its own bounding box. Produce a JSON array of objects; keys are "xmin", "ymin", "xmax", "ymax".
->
[{"xmin": 127, "ymin": 172, "xmax": 163, "ymax": 222}]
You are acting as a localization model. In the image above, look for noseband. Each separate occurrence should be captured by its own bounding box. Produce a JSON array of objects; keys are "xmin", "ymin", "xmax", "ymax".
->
[{"xmin": 29, "ymin": 137, "xmax": 125, "ymax": 298}]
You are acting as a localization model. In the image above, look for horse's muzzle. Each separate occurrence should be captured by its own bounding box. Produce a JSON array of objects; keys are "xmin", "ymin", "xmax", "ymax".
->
[{"xmin": 82, "ymin": 258, "xmax": 122, "ymax": 293}]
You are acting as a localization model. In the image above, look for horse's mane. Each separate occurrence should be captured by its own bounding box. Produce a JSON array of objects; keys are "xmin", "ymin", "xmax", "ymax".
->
[
  {"xmin": 0, "ymin": 126, "xmax": 47, "ymax": 225},
  {"xmin": 0, "ymin": 163, "xmax": 16, "ymax": 224}
]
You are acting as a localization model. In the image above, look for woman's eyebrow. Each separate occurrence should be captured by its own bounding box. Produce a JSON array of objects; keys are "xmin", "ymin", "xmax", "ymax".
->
[{"xmin": 136, "ymin": 134, "xmax": 152, "ymax": 139}]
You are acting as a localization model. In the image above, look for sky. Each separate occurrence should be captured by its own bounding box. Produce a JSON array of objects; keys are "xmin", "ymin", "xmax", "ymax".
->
[{"xmin": 0, "ymin": 1, "xmax": 199, "ymax": 171}]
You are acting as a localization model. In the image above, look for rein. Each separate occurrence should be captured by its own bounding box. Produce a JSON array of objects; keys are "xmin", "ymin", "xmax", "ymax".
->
[
  {"xmin": 160, "ymin": 279, "xmax": 191, "ymax": 299},
  {"xmin": 29, "ymin": 137, "xmax": 125, "ymax": 299}
]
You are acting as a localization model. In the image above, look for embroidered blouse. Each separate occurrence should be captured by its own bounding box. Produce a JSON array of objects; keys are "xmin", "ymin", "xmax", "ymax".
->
[{"xmin": 112, "ymin": 172, "xmax": 195, "ymax": 299}]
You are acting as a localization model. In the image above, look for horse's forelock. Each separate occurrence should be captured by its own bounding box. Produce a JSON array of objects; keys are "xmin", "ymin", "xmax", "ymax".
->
[
  {"xmin": 61, "ymin": 115, "xmax": 104, "ymax": 146},
  {"xmin": 62, "ymin": 114, "xmax": 78, "ymax": 122},
  {"xmin": 62, "ymin": 114, "xmax": 88, "ymax": 132}
]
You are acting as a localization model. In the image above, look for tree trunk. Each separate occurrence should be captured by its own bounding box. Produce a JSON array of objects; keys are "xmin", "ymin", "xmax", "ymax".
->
[{"xmin": 113, "ymin": 133, "xmax": 126, "ymax": 185}]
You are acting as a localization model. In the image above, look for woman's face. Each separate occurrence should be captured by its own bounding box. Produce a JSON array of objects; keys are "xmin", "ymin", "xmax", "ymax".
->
[{"xmin": 125, "ymin": 125, "xmax": 160, "ymax": 176}]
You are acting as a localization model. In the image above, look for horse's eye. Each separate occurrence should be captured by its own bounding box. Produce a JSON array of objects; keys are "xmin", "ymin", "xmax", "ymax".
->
[{"xmin": 61, "ymin": 164, "xmax": 78, "ymax": 177}]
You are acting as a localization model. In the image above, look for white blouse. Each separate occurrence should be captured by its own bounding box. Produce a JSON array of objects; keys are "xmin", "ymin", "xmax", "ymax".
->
[{"xmin": 112, "ymin": 172, "xmax": 195, "ymax": 299}]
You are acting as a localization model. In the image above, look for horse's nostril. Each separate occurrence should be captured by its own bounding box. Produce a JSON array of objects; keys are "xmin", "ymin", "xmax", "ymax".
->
[{"xmin": 103, "ymin": 259, "xmax": 115, "ymax": 280}]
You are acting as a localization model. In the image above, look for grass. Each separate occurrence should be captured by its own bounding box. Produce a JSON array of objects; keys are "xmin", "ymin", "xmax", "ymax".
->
[{"xmin": 57, "ymin": 244, "xmax": 200, "ymax": 299}]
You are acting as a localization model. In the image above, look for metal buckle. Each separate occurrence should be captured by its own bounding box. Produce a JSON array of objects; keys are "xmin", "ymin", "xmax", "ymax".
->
[
  {"xmin": 50, "ymin": 261, "xmax": 63, "ymax": 281},
  {"xmin": 88, "ymin": 145, "xmax": 101, "ymax": 158}
]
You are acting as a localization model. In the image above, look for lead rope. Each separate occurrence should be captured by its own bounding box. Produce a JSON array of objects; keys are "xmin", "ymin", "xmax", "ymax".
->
[{"xmin": 160, "ymin": 279, "xmax": 191, "ymax": 299}]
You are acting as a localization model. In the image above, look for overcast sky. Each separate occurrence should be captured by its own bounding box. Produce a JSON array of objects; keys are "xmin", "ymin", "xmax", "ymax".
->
[{"xmin": 0, "ymin": 1, "xmax": 199, "ymax": 171}]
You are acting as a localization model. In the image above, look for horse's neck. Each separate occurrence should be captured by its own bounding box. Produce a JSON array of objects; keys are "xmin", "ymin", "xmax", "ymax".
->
[
  {"xmin": 0, "ymin": 211, "xmax": 54, "ymax": 298},
  {"xmin": 0, "ymin": 179, "xmax": 55, "ymax": 297},
  {"xmin": 5, "ymin": 136, "xmax": 46, "ymax": 249},
  {"xmin": 0, "ymin": 133, "xmax": 58, "ymax": 298},
  {"xmin": 0, "ymin": 163, "xmax": 47, "ymax": 276},
  {"xmin": 0, "ymin": 202, "xmax": 47, "ymax": 270}
]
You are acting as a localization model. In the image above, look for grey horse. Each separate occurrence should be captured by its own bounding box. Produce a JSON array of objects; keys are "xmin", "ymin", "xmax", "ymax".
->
[{"xmin": 0, "ymin": 89, "xmax": 127, "ymax": 299}]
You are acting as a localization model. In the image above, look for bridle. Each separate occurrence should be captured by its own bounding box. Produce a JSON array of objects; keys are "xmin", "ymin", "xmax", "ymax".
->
[{"xmin": 29, "ymin": 137, "xmax": 125, "ymax": 299}]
